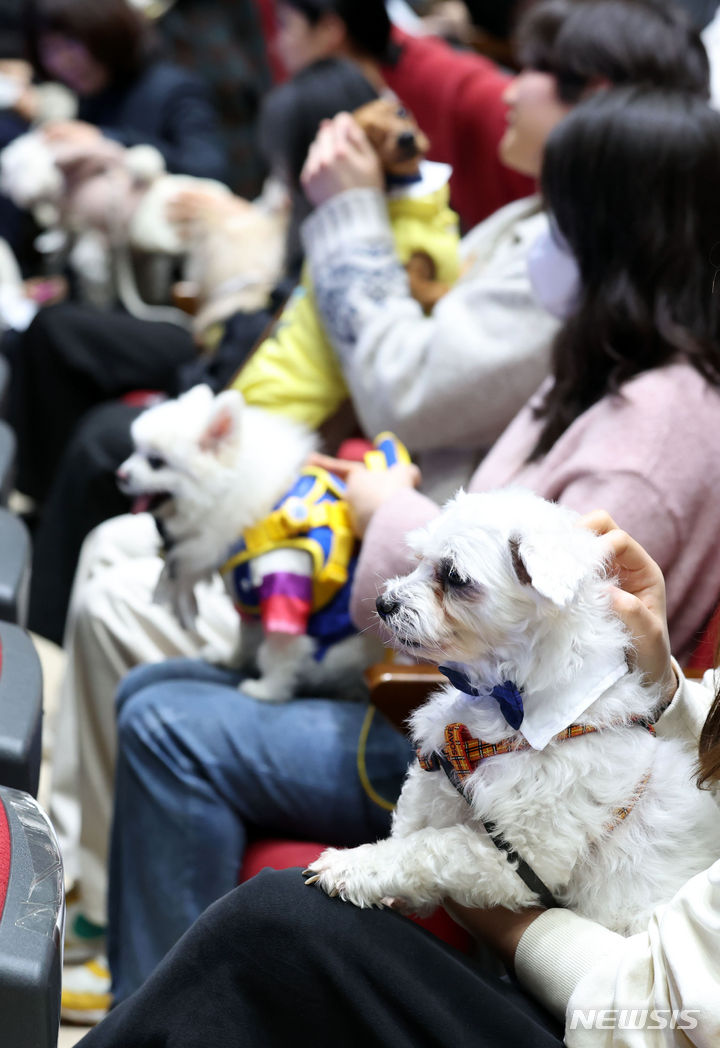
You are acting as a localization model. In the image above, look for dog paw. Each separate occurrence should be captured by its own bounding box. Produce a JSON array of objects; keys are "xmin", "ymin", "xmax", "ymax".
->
[
  {"xmin": 239, "ymin": 677, "xmax": 289, "ymax": 703},
  {"xmin": 302, "ymin": 845, "xmax": 393, "ymax": 909}
]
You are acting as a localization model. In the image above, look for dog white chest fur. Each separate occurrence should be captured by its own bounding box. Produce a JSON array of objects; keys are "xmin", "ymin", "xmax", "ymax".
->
[
  {"xmin": 117, "ymin": 385, "xmax": 379, "ymax": 701},
  {"xmin": 306, "ymin": 489, "xmax": 720, "ymax": 934}
]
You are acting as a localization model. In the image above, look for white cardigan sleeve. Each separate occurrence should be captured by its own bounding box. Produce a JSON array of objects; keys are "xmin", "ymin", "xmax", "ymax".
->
[{"xmin": 514, "ymin": 669, "xmax": 720, "ymax": 1046}]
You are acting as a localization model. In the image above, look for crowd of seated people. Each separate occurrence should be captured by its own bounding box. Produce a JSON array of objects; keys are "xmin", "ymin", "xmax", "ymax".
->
[{"xmin": 1, "ymin": 0, "xmax": 720, "ymax": 1044}]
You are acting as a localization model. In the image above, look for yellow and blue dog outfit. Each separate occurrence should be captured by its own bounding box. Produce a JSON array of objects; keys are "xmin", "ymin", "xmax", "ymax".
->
[{"xmin": 220, "ymin": 433, "xmax": 411, "ymax": 659}]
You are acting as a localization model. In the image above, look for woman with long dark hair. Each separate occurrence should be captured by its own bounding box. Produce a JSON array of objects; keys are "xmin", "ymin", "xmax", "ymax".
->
[{"xmin": 336, "ymin": 85, "xmax": 720, "ymax": 665}]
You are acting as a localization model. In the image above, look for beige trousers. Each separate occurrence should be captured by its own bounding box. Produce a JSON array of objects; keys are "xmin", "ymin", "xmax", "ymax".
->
[{"xmin": 49, "ymin": 513, "xmax": 237, "ymax": 925}]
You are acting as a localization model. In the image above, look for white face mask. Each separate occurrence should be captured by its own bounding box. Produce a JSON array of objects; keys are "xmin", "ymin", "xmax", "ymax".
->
[{"xmin": 527, "ymin": 224, "xmax": 581, "ymax": 320}]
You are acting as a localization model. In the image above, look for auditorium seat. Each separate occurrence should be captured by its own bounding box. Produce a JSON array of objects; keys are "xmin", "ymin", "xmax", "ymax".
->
[{"xmin": 0, "ymin": 786, "xmax": 63, "ymax": 1048}]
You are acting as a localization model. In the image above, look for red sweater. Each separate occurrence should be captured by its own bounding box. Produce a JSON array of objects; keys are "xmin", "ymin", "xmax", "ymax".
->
[{"xmin": 383, "ymin": 31, "xmax": 535, "ymax": 230}]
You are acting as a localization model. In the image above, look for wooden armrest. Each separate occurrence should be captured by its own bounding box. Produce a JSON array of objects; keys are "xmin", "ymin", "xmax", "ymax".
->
[
  {"xmin": 365, "ymin": 662, "xmax": 444, "ymax": 734},
  {"xmin": 172, "ymin": 281, "xmax": 200, "ymax": 316}
]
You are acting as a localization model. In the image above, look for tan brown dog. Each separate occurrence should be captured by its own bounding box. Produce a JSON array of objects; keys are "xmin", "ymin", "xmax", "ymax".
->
[
  {"xmin": 353, "ymin": 97, "xmax": 430, "ymax": 176},
  {"xmin": 353, "ymin": 98, "xmax": 450, "ymax": 310}
]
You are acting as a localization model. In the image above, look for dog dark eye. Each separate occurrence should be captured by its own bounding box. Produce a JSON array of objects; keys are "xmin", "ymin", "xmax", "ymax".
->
[
  {"xmin": 396, "ymin": 105, "xmax": 408, "ymax": 118},
  {"xmin": 439, "ymin": 559, "xmax": 469, "ymax": 589},
  {"xmin": 446, "ymin": 566, "xmax": 468, "ymax": 588},
  {"xmin": 147, "ymin": 454, "xmax": 166, "ymax": 470}
]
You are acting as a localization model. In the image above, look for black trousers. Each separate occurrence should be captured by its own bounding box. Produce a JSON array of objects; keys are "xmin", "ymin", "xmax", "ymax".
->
[
  {"xmin": 27, "ymin": 400, "xmax": 140, "ymax": 643},
  {"xmin": 7, "ymin": 302, "xmax": 196, "ymax": 502},
  {"xmin": 78, "ymin": 868, "xmax": 564, "ymax": 1048}
]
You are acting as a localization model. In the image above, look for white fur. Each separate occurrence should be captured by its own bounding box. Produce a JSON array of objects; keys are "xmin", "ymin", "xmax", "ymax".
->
[
  {"xmin": 0, "ymin": 131, "xmax": 245, "ymax": 325},
  {"xmin": 306, "ymin": 489, "xmax": 720, "ymax": 934},
  {"xmin": 117, "ymin": 386, "xmax": 381, "ymax": 701},
  {"xmin": 0, "ymin": 133, "xmax": 63, "ymax": 213}
]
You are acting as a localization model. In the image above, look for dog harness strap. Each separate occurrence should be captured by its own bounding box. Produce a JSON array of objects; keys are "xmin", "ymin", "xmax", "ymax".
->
[
  {"xmin": 481, "ymin": 818, "xmax": 561, "ymax": 911},
  {"xmin": 420, "ymin": 722, "xmax": 657, "ymax": 909},
  {"xmin": 605, "ymin": 770, "xmax": 652, "ymax": 834},
  {"xmin": 430, "ymin": 748, "xmax": 561, "ymax": 910}
]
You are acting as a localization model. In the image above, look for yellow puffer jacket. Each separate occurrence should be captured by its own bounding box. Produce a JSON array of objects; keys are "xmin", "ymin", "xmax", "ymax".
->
[{"xmin": 233, "ymin": 175, "xmax": 460, "ymax": 429}]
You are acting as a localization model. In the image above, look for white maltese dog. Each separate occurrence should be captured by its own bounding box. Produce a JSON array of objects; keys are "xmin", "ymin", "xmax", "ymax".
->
[
  {"xmin": 305, "ymin": 489, "xmax": 720, "ymax": 933},
  {"xmin": 117, "ymin": 385, "xmax": 380, "ymax": 702}
]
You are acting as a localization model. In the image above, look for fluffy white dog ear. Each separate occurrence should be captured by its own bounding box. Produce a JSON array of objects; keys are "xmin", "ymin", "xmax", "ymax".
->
[
  {"xmin": 199, "ymin": 390, "xmax": 244, "ymax": 455},
  {"xmin": 509, "ymin": 530, "xmax": 596, "ymax": 606}
]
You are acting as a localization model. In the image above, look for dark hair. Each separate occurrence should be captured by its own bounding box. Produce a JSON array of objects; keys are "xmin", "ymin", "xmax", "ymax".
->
[
  {"xmin": 259, "ymin": 56, "xmax": 378, "ymax": 191},
  {"xmin": 25, "ymin": 0, "xmax": 154, "ymax": 82},
  {"xmin": 279, "ymin": 0, "xmax": 394, "ymax": 64},
  {"xmin": 698, "ymin": 689, "xmax": 720, "ymax": 786},
  {"xmin": 259, "ymin": 56, "xmax": 378, "ymax": 272},
  {"xmin": 529, "ymin": 87, "xmax": 720, "ymax": 460},
  {"xmin": 516, "ymin": 0, "xmax": 710, "ymax": 102}
]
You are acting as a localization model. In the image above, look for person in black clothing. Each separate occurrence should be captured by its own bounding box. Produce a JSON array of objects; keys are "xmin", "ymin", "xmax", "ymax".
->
[
  {"xmin": 5, "ymin": 0, "xmax": 229, "ymax": 514},
  {"xmin": 77, "ymin": 867, "xmax": 564, "ymax": 1048},
  {"xmin": 23, "ymin": 0, "xmax": 227, "ymax": 181}
]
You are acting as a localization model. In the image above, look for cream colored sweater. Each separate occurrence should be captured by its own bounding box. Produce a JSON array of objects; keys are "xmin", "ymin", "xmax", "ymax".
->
[
  {"xmin": 302, "ymin": 190, "xmax": 557, "ymax": 504},
  {"xmin": 515, "ymin": 668, "xmax": 720, "ymax": 1047}
]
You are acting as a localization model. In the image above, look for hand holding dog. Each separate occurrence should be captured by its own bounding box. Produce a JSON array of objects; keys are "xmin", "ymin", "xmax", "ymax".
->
[
  {"xmin": 43, "ymin": 120, "xmax": 102, "ymax": 147},
  {"xmin": 309, "ymin": 453, "xmax": 421, "ymax": 536},
  {"xmin": 581, "ymin": 510, "xmax": 676, "ymax": 702},
  {"xmin": 301, "ymin": 113, "xmax": 384, "ymax": 208}
]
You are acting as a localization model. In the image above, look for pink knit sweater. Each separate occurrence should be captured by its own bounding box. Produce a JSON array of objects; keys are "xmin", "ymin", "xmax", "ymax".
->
[{"xmin": 351, "ymin": 362, "xmax": 720, "ymax": 661}]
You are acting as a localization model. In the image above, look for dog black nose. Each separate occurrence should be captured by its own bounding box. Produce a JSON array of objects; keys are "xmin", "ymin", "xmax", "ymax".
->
[
  {"xmin": 396, "ymin": 130, "xmax": 418, "ymax": 157},
  {"xmin": 376, "ymin": 595, "xmax": 400, "ymax": 620}
]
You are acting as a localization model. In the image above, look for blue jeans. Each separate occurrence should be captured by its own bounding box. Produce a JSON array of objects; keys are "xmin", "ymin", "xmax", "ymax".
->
[{"xmin": 108, "ymin": 658, "xmax": 414, "ymax": 1002}]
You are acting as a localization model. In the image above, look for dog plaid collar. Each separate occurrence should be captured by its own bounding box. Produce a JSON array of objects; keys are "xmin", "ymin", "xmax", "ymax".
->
[{"xmin": 417, "ymin": 717, "xmax": 657, "ymax": 782}]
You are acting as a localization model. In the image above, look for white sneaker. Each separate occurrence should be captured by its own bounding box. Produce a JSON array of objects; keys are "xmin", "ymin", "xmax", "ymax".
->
[{"xmin": 61, "ymin": 956, "xmax": 112, "ymax": 1025}]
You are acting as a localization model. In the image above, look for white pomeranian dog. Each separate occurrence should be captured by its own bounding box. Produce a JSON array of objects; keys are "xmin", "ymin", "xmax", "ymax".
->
[
  {"xmin": 117, "ymin": 385, "xmax": 381, "ymax": 702},
  {"xmin": 305, "ymin": 489, "xmax": 720, "ymax": 934}
]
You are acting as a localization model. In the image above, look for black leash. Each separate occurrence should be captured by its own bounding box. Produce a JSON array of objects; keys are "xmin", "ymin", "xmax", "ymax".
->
[{"xmin": 434, "ymin": 752, "xmax": 561, "ymax": 911}]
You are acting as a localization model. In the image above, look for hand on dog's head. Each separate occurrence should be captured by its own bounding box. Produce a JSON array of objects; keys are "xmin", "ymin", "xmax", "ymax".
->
[{"xmin": 377, "ymin": 489, "xmax": 613, "ymax": 666}]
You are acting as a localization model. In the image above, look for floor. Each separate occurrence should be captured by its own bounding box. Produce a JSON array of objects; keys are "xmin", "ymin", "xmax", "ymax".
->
[
  {"xmin": 34, "ymin": 634, "xmax": 95, "ymax": 1047},
  {"xmin": 57, "ymin": 1021, "xmax": 94, "ymax": 1047}
]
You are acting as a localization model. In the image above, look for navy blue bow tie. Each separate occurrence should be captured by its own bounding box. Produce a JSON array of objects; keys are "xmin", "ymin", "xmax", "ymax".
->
[{"xmin": 438, "ymin": 665, "xmax": 525, "ymax": 730}]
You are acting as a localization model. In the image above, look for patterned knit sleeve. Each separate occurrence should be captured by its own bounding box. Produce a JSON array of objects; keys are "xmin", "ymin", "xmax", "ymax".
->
[{"xmin": 302, "ymin": 190, "xmax": 556, "ymax": 452}]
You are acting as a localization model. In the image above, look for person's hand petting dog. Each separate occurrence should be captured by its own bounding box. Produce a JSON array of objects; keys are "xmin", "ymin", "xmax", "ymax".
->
[
  {"xmin": 580, "ymin": 509, "xmax": 677, "ymax": 703},
  {"xmin": 308, "ymin": 453, "xmax": 421, "ymax": 537},
  {"xmin": 301, "ymin": 112, "xmax": 384, "ymax": 208}
]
